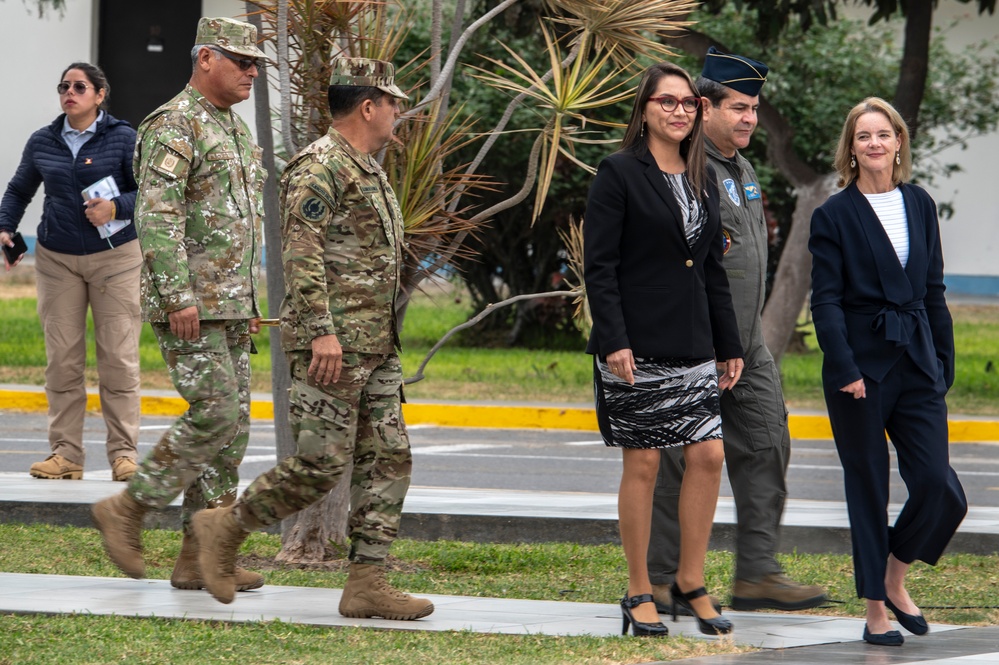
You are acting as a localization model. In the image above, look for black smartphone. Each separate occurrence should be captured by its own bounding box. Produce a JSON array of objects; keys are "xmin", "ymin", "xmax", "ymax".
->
[{"xmin": 3, "ymin": 232, "xmax": 28, "ymax": 264}]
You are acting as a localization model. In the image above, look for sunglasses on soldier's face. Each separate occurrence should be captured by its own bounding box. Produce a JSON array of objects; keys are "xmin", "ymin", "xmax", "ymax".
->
[{"xmin": 211, "ymin": 47, "xmax": 262, "ymax": 71}]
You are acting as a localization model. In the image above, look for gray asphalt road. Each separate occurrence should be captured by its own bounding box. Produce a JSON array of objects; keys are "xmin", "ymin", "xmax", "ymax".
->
[{"xmin": 1, "ymin": 412, "xmax": 998, "ymax": 507}]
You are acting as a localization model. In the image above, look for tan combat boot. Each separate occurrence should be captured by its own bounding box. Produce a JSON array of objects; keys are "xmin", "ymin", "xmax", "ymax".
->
[
  {"xmin": 111, "ymin": 457, "xmax": 137, "ymax": 482},
  {"xmin": 171, "ymin": 530, "xmax": 264, "ymax": 592},
  {"xmin": 92, "ymin": 491, "xmax": 147, "ymax": 578},
  {"xmin": 338, "ymin": 562, "xmax": 434, "ymax": 620},
  {"xmin": 30, "ymin": 454, "xmax": 83, "ymax": 480},
  {"xmin": 731, "ymin": 573, "xmax": 828, "ymax": 611},
  {"xmin": 190, "ymin": 505, "xmax": 251, "ymax": 604}
]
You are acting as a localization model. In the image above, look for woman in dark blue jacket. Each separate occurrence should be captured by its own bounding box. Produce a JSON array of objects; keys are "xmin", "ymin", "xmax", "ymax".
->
[
  {"xmin": 809, "ymin": 98, "xmax": 967, "ymax": 646},
  {"xmin": 0, "ymin": 63, "xmax": 141, "ymax": 483}
]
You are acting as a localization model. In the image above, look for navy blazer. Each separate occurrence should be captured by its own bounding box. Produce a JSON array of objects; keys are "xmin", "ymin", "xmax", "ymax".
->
[
  {"xmin": 584, "ymin": 147, "xmax": 742, "ymax": 362},
  {"xmin": 808, "ymin": 181, "xmax": 954, "ymax": 391}
]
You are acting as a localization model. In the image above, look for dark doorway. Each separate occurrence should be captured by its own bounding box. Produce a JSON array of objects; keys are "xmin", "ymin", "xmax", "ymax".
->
[{"xmin": 97, "ymin": 1, "xmax": 202, "ymax": 129}]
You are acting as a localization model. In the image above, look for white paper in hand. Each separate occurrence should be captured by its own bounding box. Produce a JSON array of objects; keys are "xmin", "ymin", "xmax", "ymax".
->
[{"xmin": 82, "ymin": 176, "xmax": 131, "ymax": 239}]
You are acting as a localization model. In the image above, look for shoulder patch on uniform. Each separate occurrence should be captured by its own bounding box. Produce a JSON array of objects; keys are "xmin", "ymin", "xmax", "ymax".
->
[
  {"xmin": 721, "ymin": 228, "xmax": 732, "ymax": 255},
  {"xmin": 300, "ymin": 196, "xmax": 328, "ymax": 222}
]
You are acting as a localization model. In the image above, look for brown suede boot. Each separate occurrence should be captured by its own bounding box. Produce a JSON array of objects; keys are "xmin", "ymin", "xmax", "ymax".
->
[
  {"xmin": 111, "ymin": 457, "xmax": 137, "ymax": 482},
  {"xmin": 92, "ymin": 491, "xmax": 147, "ymax": 578},
  {"xmin": 30, "ymin": 454, "xmax": 83, "ymax": 480},
  {"xmin": 338, "ymin": 562, "xmax": 434, "ymax": 620},
  {"xmin": 190, "ymin": 505, "xmax": 250, "ymax": 604},
  {"xmin": 731, "ymin": 573, "xmax": 828, "ymax": 611},
  {"xmin": 171, "ymin": 531, "xmax": 264, "ymax": 592}
]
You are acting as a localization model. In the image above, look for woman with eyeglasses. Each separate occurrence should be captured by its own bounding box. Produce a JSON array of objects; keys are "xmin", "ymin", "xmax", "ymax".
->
[
  {"xmin": 584, "ymin": 62, "xmax": 743, "ymax": 637},
  {"xmin": 0, "ymin": 62, "xmax": 141, "ymax": 483}
]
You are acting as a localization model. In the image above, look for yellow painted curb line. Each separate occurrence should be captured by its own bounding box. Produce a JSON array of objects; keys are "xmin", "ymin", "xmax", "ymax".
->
[{"xmin": 2, "ymin": 389, "xmax": 998, "ymax": 442}]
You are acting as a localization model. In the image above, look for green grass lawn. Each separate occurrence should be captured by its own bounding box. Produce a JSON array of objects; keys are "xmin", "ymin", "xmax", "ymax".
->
[
  {"xmin": 1, "ymin": 524, "xmax": 997, "ymax": 664},
  {"xmin": 1, "ymin": 285, "xmax": 996, "ymax": 413}
]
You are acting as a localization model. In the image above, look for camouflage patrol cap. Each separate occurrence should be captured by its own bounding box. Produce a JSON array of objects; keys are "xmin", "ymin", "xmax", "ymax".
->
[
  {"xmin": 329, "ymin": 58, "xmax": 408, "ymax": 100},
  {"xmin": 195, "ymin": 17, "xmax": 267, "ymax": 60}
]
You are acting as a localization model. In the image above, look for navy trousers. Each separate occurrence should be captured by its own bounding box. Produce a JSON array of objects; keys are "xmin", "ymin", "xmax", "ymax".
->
[{"xmin": 824, "ymin": 353, "xmax": 967, "ymax": 600}]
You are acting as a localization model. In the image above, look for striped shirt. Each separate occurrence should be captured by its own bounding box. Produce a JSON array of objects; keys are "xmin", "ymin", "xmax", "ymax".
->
[{"xmin": 864, "ymin": 188, "xmax": 909, "ymax": 268}]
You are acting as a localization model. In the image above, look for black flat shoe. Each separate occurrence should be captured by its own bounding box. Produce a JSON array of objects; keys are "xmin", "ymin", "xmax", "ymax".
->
[
  {"xmin": 670, "ymin": 583, "xmax": 733, "ymax": 635},
  {"xmin": 620, "ymin": 594, "xmax": 669, "ymax": 637},
  {"xmin": 863, "ymin": 625, "xmax": 904, "ymax": 646},
  {"xmin": 885, "ymin": 598, "xmax": 929, "ymax": 635}
]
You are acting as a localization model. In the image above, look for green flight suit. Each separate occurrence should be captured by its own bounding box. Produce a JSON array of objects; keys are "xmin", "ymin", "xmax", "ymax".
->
[{"xmin": 648, "ymin": 138, "xmax": 791, "ymax": 583}]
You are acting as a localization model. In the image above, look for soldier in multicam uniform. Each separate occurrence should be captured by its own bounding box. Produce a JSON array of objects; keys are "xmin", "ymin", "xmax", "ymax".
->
[
  {"xmin": 92, "ymin": 17, "xmax": 268, "ymax": 594},
  {"xmin": 189, "ymin": 57, "xmax": 433, "ymax": 620}
]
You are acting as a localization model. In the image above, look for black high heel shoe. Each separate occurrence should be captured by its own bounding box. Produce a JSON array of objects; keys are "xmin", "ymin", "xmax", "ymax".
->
[
  {"xmin": 670, "ymin": 582, "xmax": 733, "ymax": 635},
  {"xmin": 620, "ymin": 594, "xmax": 669, "ymax": 637},
  {"xmin": 885, "ymin": 598, "xmax": 929, "ymax": 635}
]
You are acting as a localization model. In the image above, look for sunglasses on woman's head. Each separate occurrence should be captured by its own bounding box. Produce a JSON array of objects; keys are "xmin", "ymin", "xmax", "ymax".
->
[{"xmin": 57, "ymin": 81, "xmax": 92, "ymax": 95}]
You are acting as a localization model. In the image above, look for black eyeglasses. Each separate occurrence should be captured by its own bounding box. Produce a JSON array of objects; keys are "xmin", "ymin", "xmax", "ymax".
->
[
  {"xmin": 57, "ymin": 81, "xmax": 92, "ymax": 95},
  {"xmin": 648, "ymin": 95, "xmax": 700, "ymax": 114},
  {"xmin": 211, "ymin": 47, "xmax": 262, "ymax": 71}
]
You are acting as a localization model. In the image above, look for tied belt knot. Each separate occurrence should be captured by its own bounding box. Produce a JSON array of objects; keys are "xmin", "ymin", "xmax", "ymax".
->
[{"xmin": 862, "ymin": 301, "xmax": 925, "ymax": 346}]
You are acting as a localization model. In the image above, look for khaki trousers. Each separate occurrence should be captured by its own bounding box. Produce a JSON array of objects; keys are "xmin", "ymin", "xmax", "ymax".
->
[{"xmin": 35, "ymin": 241, "xmax": 142, "ymax": 466}]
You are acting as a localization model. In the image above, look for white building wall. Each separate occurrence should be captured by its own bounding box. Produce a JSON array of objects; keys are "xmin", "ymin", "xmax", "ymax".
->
[
  {"xmin": 919, "ymin": 3, "xmax": 999, "ymax": 295},
  {"xmin": 4, "ymin": 0, "xmax": 95, "ymax": 241}
]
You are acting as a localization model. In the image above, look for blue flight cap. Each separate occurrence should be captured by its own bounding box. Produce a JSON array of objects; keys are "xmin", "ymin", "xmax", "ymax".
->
[{"xmin": 701, "ymin": 46, "xmax": 769, "ymax": 96}]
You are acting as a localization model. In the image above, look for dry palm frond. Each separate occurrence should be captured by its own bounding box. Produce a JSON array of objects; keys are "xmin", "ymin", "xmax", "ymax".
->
[
  {"xmin": 383, "ymin": 99, "xmax": 498, "ymax": 267},
  {"xmin": 470, "ymin": 22, "xmax": 635, "ymax": 219},
  {"xmin": 250, "ymin": 0, "xmax": 412, "ymax": 146},
  {"xmin": 544, "ymin": 0, "xmax": 698, "ymax": 68},
  {"xmin": 558, "ymin": 215, "xmax": 590, "ymax": 335}
]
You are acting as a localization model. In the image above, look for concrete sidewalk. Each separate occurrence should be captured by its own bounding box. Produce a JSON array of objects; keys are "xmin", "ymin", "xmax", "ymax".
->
[{"xmin": 3, "ymin": 477, "xmax": 999, "ymax": 556}]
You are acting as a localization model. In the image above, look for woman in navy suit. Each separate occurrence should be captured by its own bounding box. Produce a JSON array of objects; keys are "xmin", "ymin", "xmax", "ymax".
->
[
  {"xmin": 809, "ymin": 97, "xmax": 967, "ymax": 646},
  {"xmin": 584, "ymin": 62, "xmax": 743, "ymax": 637}
]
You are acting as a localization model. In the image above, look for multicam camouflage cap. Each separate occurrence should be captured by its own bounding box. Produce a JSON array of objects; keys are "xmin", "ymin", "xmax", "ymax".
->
[
  {"xmin": 195, "ymin": 17, "xmax": 268, "ymax": 60},
  {"xmin": 329, "ymin": 57, "xmax": 408, "ymax": 100}
]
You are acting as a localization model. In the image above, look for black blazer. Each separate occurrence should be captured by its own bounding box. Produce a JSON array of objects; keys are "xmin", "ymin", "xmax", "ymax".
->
[
  {"xmin": 583, "ymin": 147, "xmax": 742, "ymax": 362},
  {"xmin": 808, "ymin": 181, "xmax": 954, "ymax": 391}
]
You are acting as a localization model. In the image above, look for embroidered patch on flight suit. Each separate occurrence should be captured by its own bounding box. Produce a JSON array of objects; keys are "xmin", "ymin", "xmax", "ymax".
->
[
  {"xmin": 721, "ymin": 228, "xmax": 732, "ymax": 255},
  {"xmin": 723, "ymin": 179, "xmax": 741, "ymax": 206},
  {"xmin": 743, "ymin": 182, "xmax": 762, "ymax": 200},
  {"xmin": 300, "ymin": 196, "xmax": 328, "ymax": 222}
]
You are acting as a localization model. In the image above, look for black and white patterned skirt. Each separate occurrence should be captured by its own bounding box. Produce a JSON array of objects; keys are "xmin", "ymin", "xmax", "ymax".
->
[{"xmin": 593, "ymin": 356, "xmax": 722, "ymax": 449}]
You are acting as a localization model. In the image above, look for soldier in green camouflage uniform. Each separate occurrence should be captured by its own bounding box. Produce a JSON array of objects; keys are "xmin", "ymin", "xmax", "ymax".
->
[
  {"xmin": 191, "ymin": 58, "xmax": 433, "ymax": 621},
  {"xmin": 92, "ymin": 17, "xmax": 269, "ymax": 593}
]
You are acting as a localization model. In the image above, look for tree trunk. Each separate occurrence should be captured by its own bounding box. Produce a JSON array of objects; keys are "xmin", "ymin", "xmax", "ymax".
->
[
  {"xmin": 247, "ymin": 3, "xmax": 350, "ymax": 562},
  {"xmin": 274, "ymin": 472, "xmax": 351, "ymax": 563},
  {"xmin": 244, "ymin": 3, "xmax": 294, "ymax": 513},
  {"xmin": 893, "ymin": 0, "xmax": 933, "ymax": 140},
  {"xmin": 760, "ymin": 174, "xmax": 838, "ymax": 364}
]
